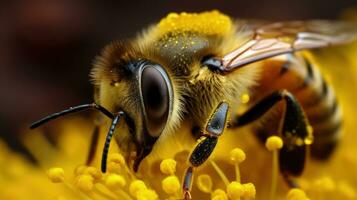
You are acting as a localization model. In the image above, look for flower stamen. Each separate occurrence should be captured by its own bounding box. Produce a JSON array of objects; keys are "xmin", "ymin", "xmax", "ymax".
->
[
  {"xmin": 160, "ymin": 158, "xmax": 177, "ymax": 175},
  {"xmin": 211, "ymin": 189, "xmax": 228, "ymax": 200},
  {"xmin": 210, "ymin": 160, "xmax": 230, "ymax": 186},
  {"xmin": 229, "ymin": 148, "xmax": 246, "ymax": 182},
  {"xmin": 196, "ymin": 174, "xmax": 213, "ymax": 193},
  {"xmin": 265, "ymin": 136, "xmax": 283, "ymax": 200},
  {"xmin": 162, "ymin": 175, "xmax": 181, "ymax": 194},
  {"xmin": 286, "ymin": 188, "xmax": 309, "ymax": 200},
  {"xmin": 129, "ymin": 180, "xmax": 147, "ymax": 197},
  {"xmin": 47, "ymin": 167, "xmax": 65, "ymax": 183}
]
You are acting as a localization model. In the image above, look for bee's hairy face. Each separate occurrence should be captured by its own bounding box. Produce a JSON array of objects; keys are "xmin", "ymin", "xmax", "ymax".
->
[{"xmin": 90, "ymin": 29, "xmax": 259, "ymax": 170}]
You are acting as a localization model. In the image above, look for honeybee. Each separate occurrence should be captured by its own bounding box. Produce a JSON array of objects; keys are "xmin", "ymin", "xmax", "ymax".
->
[{"xmin": 30, "ymin": 11, "xmax": 357, "ymax": 199}]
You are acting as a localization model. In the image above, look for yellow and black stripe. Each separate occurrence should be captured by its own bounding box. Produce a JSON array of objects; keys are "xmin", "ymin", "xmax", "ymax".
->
[
  {"xmin": 295, "ymin": 56, "xmax": 342, "ymax": 160},
  {"xmin": 250, "ymin": 53, "xmax": 342, "ymax": 160}
]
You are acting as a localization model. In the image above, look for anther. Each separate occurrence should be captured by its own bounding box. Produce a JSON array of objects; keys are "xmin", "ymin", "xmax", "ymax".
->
[
  {"xmin": 162, "ymin": 175, "xmax": 180, "ymax": 194},
  {"xmin": 47, "ymin": 167, "xmax": 65, "ymax": 183},
  {"xmin": 197, "ymin": 174, "xmax": 213, "ymax": 193}
]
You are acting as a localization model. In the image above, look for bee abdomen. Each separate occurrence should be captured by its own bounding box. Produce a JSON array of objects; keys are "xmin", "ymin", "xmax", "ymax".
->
[
  {"xmin": 295, "ymin": 59, "xmax": 342, "ymax": 160},
  {"xmin": 254, "ymin": 54, "xmax": 342, "ymax": 160}
]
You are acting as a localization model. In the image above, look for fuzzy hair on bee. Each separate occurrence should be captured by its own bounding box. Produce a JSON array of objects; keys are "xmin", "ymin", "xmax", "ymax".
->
[
  {"xmin": 30, "ymin": 11, "xmax": 357, "ymax": 199},
  {"xmin": 90, "ymin": 22, "xmax": 260, "ymax": 140},
  {"xmin": 89, "ymin": 14, "xmax": 263, "ymax": 168}
]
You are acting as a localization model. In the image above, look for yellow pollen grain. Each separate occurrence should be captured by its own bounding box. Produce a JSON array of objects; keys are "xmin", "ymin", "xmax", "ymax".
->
[
  {"xmin": 136, "ymin": 189, "xmax": 158, "ymax": 200},
  {"xmin": 129, "ymin": 180, "xmax": 147, "ymax": 197},
  {"xmin": 107, "ymin": 153, "xmax": 126, "ymax": 173},
  {"xmin": 76, "ymin": 174, "xmax": 94, "ymax": 192},
  {"xmin": 47, "ymin": 167, "xmax": 65, "ymax": 183},
  {"xmin": 265, "ymin": 136, "xmax": 283, "ymax": 151},
  {"xmin": 241, "ymin": 93, "xmax": 250, "ymax": 104},
  {"xmin": 107, "ymin": 162, "xmax": 121, "ymax": 174},
  {"xmin": 304, "ymin": 137, "xmax": 313, "ymax": 145},
  {"xmin": 227, "ymin": 181, "xmax": 244, "ymax": 200},
  {"xmin": 74, "ymin": 165, "xmax": 87, "ymax": 176},
  {"xmin": 296, "ymin": 138, "xmax": 304, "ymax": 146},
  {"xmin": 197, "ymin": 174, "xmax": 213, "ymax": 193},
  {"xmin": 109, "ymin": 153, "xmax": 126, "ymax": 165},
  {"xmin": 242, "ymin": 183, "xmax": 256, "ymax": 199},
  {"xmin": 305, "ymin": 125, "xmax": 314, "ymax": 145},
  {"xmin": 159, "ymin": 158, "xmax": 177, "ymax": 175},
  {"xmin": 85, "ymin": 166, "xmax": 102, "ymax": 180},
  {"xmin": 105, "ymin": 174, "xmax": 126, "ymax": 188},
  {"xmin": 162, "ymin": 175, "xmax": 180, "ymax": 194},
  {"xmin": 229, "ymin": 148, "xmax": 246, "ymax": 164},
  {"xmin": 221, "ymin": 77, "xmax": 227, "ymax": 83},
  {"xmin": 211, "ymin": 189, "xmax": 228, "ymax": 200},
  {"xmin": 158, "ymin": 10, "xmax": 232, "ymax": 36},
  {"xmin": 286, "ymin": 188, "xmax": 309, "ymax": 200}
]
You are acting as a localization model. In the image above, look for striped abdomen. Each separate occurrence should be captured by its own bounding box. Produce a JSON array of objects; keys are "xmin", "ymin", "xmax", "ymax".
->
[{"xmin": 253, "ymin": 53, "xmax": 342, "ymax": 160}]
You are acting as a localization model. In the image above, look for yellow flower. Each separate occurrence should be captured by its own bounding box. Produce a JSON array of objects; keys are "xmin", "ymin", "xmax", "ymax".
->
[
  {"xmin": 1, "ymin": 10, "xmax": 357, "ymax": 200},
  {"xmin": 1, "ymin": 106, "xmax": 357, "ymax": 200}
]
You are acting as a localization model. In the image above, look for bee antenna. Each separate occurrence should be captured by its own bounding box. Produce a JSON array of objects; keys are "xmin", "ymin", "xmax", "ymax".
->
[
  {"xmin": 101, "ymin": 111, "xmax": 125, "ymax": 173},
  {"xmin": 30, "ymin": 103, "xmax": 114, "ymax": 129}
]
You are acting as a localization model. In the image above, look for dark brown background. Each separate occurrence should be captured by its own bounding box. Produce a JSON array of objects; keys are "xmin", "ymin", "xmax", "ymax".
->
[{"xmin": 0, "ymin": 0, "xmax": 356, "ymax": 156}]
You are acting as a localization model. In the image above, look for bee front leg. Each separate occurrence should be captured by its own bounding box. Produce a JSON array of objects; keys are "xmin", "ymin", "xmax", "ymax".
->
[
  {"xmin": 182, "ymin": 102, "xmax": 229, "ymax": 199},
  {"xmin": 229, "ymin": 90, "xmax": 311, "ymax": 186}
]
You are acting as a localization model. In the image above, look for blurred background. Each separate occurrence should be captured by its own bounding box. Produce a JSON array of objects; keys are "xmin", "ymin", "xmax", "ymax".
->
[{"xmin": 0, "ymin": 0, "xmax": 356, "ymax": 159}]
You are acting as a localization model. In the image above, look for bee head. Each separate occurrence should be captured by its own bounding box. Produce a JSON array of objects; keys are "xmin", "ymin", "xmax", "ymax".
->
[{"xmin": 91, "ymin": 42, "xmax": 175, "ymax": 171}]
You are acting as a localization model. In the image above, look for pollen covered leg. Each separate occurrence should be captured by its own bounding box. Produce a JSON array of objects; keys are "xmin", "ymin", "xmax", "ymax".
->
[
  {"xmin": 230, "ymin": 90, "xmax": 313, "ymax": 183},
  {"xmin": 182, "ymin": 102, "xmax": 229, "ymax": 199}
]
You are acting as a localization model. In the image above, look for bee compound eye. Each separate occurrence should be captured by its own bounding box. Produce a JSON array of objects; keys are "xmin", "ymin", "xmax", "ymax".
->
[
  {"xmin": 141, "ymin": 65, "xmax": 170, "ymax": 137},
  {"xmin": 201, "ymin": 56, "xmax": 223, "ymax": 71}
]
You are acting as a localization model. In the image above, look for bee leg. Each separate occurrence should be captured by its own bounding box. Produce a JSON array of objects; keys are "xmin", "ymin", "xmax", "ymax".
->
[
  {"xmin": 182, "ymin": 102, "xmax": 229, "ymax": 199},
  {"xmin": 86, "ymin": 116, "xmax": 105, "ymax": 165},
  {"xmin": 101, "ymin": 111, "xmax": 125, "ymax": 173},
  {"xmin": 86, "ymin": 115, "xmax": 108, "ymax": 166},
  {"xmin": 230, "ymin": 90, "xmax": 310, "ymax": 181},
  {"xmin": 182, "ymin": 166, "xmax": 194, "ymax": 200},
  {"xmin": 86, "ymin": 124, "xmax": 100, "ymax": 165}
]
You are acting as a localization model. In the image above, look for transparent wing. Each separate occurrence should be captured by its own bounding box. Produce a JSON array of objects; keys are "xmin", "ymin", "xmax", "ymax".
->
[{"xmin": 220, "ymin": 20, "xmax": 357, "ymax": 73}]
